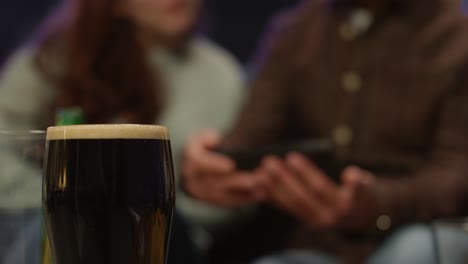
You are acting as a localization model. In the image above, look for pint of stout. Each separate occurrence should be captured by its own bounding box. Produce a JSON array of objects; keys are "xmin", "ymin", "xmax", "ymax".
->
[{"xmin": 42, "ymin": 125, "xmax": 175, "ymax": 264}]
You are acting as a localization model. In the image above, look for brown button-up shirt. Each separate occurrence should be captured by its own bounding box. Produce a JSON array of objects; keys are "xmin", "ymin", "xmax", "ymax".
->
[{"xmin": 223, "ymin": 0, "xmax": 468, "ymax": 234}]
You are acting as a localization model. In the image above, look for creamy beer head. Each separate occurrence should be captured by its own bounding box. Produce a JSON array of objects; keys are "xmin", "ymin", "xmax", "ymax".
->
[{"xmin": 46, "ymin": 124, "xmax": 169, "ymax": 140}]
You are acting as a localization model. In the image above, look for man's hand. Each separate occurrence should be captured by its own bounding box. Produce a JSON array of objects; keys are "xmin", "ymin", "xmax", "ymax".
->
[
  {"xmin": 258, "ymin": 152, "xmax": 381, "ymax": 232},
  {"xmin": 182, "ymin": 130, "xmax": 264, "ymax": 208}
]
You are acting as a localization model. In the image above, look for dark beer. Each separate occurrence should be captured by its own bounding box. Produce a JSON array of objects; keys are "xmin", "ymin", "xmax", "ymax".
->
[{"xmin": 42, "ymin": 125, "xmax": 175, "ymax": 264}]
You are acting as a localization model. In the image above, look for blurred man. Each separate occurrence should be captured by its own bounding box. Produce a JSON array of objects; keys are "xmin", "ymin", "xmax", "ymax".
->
[{"xmin": 183, "ymin": 0, "xmax": 468, "ymax": 263}]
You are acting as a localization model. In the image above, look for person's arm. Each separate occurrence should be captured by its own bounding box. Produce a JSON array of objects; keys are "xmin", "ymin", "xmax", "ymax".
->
[
  {"xmin": 0, "ymin": 48, "xmax": 55, "ymax": 130},
  {"xmin": 0, "ymin": 48, "xmax": 55, "ymax": 211},
  {"xmin": 176, "ymin": 39, "xmax": 259, "ymax": 232},
  {"xmin": 376, "ymin": 77, "xmax": 468, "ymax": 227},
  {"xmin": 221, "ymin": 3, "xmax": 318, "ymax": 149}
]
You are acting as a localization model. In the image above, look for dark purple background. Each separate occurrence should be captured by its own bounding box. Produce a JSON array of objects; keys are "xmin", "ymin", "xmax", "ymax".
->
[{"xmin": 0, "ymin": 0, "xmax": 299, "ymax": 66}]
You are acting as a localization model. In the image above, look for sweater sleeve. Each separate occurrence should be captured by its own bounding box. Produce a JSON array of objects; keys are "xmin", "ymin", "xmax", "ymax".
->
[
  {"xmin": 0, "ymin": 48, "xmax": 55, "ymax": 131},
  {"xmin": 376, "ymin": 70, "xmax": 468, "ymax": 227}
]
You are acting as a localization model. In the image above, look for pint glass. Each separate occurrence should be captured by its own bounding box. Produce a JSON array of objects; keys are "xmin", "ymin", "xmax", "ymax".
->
[{"xmin": 42, "ymin": 125, "xmax": 175, "ymax": 264}]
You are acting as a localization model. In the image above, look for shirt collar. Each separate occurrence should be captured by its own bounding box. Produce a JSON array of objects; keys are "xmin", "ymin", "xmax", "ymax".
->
[
  {"xmin": 332, "ymin": 0, "xmax": 441, "ymax": 34},
  {"xmin": 332, "ymin": 0, "xmax": 428, "ymax": 16}
]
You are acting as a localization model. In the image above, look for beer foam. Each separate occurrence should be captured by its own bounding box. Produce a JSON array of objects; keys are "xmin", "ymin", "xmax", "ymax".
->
[{"xmin": 47, "ymin": 124, "xmax": 169, "ymax": 140}]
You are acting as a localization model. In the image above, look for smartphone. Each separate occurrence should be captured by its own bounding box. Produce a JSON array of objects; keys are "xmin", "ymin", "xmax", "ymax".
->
[{"xmin": 215, "ymin": 139, "xmax": 342, "ymax": 181}]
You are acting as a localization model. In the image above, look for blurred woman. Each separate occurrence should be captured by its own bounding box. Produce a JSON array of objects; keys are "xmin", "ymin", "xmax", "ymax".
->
[{"xmin": 0, "ymin": 0, "xmax": 245, "ymax": 263}]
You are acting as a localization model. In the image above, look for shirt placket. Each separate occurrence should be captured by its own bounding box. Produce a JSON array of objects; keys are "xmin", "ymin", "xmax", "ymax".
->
[{"xmin": 332, "ymin": 9, "xmax": 374, "ymax": 160}]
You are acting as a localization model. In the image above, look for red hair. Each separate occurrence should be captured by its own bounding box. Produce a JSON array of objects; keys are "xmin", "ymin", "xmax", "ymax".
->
[{"xmin": 35, "ymin": 0, "xmax": 163, "ymax": 124}]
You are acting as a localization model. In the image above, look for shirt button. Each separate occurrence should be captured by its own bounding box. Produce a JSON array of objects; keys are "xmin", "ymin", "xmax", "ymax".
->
[
  {"xmin": 341, "ymin": 71, "xmax": 362, "ymax": 93},
  {"xmin": 339, "ymin": 23, "xmax": 356, "ymax": 41},
  {"xmin": 376, "ymin": 215, "xmax": 392, "ymax": 231},
  {"xmin": 333, "ymin": 125, "xmax": 353, "ymax": 147}
]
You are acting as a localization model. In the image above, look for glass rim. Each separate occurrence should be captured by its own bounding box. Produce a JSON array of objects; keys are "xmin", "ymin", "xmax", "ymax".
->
[
  {"xmin": 0, "ymin": 130, "xmax": 46, "ymax": 138},
  {"xmin": 46, "ymin": 124, "xmax": 168, "ymax": 140}
]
